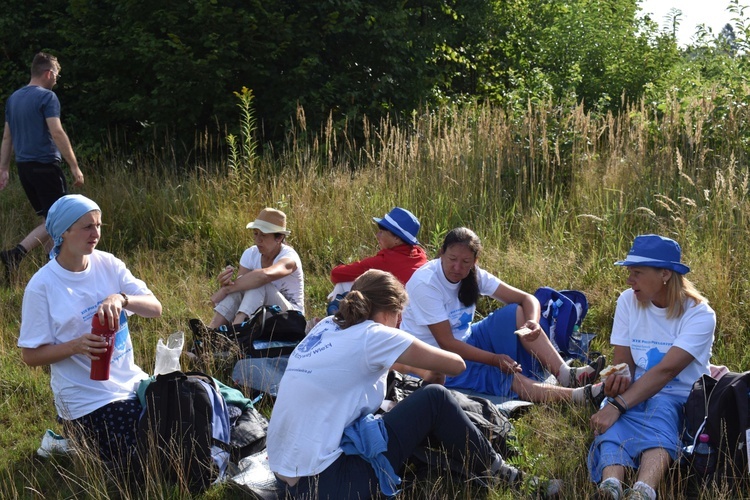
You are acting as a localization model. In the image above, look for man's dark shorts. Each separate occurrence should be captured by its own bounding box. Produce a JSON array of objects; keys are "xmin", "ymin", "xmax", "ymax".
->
[{"xmin": 17, "ymin": 161, "xmax": 68, "ymax": 217}]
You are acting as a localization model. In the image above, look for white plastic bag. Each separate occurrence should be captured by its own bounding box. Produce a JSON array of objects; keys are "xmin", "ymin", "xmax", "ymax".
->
[{"xmin": 154, "ymin": 331, "xmax": 185, "ymax": 375}]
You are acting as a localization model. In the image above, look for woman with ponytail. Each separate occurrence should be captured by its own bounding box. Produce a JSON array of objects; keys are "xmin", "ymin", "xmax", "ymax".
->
[
  {"xmin": 267, "ymin": 270, "xmax": 550, "ymax": 498},
  {"xmin": 400, "ymin": 227, "xmax": 605, "ymax": 405}
]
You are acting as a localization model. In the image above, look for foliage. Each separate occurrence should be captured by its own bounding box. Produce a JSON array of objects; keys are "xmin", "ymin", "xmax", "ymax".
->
[{"xmin": 0, "ymin": 0, "xmax": 697, "ymax": 161}]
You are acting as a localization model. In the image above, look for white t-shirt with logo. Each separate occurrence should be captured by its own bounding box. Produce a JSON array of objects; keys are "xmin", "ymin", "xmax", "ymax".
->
[
  {"xmin": 610, "ymin": 288, "xmax": 715, "ymax": 399},
  {"xmin": 400, "ymin": 258, "xmax": 502, "ymax": 346},
  {"xmin": 18, "ymin": 250, "xmax": 152, "ymax": 420},
  {"xmin": 267, "ymin": 316, "xmax": 413, "ymax": 478},
  {"xmin": 240, "ymin": 244, "xmax": 305, "ymax": 313}
]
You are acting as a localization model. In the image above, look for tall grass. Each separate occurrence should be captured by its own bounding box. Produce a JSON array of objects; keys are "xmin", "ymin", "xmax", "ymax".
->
[{"xmin": 2, "ymin": 89, "xmax": 750, "ymax": 498}]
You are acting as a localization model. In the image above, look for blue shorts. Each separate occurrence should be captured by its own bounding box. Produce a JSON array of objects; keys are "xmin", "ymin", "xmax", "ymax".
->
[
  {"xmin": 587, "ymin": 393, "xmax": 684, "ymax": 483},
  {"xmin": 444, "ymin": 304, "xmax": 543, "ymax": 397}
]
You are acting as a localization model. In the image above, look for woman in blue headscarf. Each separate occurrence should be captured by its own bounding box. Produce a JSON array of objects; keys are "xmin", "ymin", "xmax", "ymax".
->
[{"xmin": 18, "ymin": 194, "xmax": 162, "ymax": 464}]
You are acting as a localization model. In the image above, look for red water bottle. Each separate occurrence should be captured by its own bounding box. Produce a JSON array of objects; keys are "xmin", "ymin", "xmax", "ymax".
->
[{"xmin": 90, "ymin": 313, "xmax": 116, "ymax": 380}]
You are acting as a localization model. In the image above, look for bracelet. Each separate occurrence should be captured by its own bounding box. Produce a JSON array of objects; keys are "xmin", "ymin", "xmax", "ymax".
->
[
  {"xmin": 616, "ymin": 394, "xmax": 630, "ymax": 411},
  {"xmin": 120, "ymin": 292, "xmax": 129, "ymax": 309},
  {"xmin": 606, "ymin": 396, "xmax": 627, "ymax": 414}
]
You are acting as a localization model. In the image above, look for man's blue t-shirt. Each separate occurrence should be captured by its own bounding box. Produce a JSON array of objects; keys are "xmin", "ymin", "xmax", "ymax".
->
[{"xmin": 5, "ymin": 85, "xmax": 62, "ymax": 164}]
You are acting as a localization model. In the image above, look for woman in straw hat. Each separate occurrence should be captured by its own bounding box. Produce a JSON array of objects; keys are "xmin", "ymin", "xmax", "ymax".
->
[
  {"xmin": 588, "ymin": 234, "xmax": 715, "ymax": 500},
  {"xmin": 327, "ymin": 207, "xmax": 427, "ymax": 314},
  {"xmin": 207, "ymin": 207, "xmax": 304, "ymax": 329},
  {"xmin": 18, "ymin": 194, "xmax": 162, "ymax": 464}
]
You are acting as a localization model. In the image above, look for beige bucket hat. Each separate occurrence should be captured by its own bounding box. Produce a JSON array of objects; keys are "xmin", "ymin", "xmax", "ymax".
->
[{"xmin": 246, "ymin": 208, "xmax": 291, "ymax": 235}]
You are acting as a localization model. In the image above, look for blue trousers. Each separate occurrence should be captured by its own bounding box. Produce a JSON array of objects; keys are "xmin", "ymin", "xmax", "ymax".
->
[{"xmin": 446, "ymin": 304, "xmax": 543, "ymax": 397}]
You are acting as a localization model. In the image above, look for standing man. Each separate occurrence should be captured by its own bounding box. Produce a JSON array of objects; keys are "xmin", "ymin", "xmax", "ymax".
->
[{"xmin": 0, "ymin": 52, "xmax": 83, "ymax": 280}]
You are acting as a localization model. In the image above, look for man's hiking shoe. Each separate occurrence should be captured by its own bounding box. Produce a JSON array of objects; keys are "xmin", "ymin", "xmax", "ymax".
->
[
  {"xmin": 584, "ymin": 384, "xmax": 606, "ymax": 410},
  {"xmin": 0, "ymin": 247, "xmax": 24, "ymax": 282},
  {"xmin": 568, "ymin": 355, "xmax": 606, "ymax": 388},
  {"xmin": 37, "ymin": 429, "xmax": 72, "ymax": 458}
]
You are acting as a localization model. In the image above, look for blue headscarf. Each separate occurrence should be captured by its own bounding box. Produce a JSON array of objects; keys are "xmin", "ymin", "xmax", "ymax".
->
[{"xmin": 45, "ymin": 195, "xmax": 101, "ymax": 259}]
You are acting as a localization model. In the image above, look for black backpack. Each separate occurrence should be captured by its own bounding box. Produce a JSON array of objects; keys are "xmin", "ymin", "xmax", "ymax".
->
[
  {"xmin": 683, "ymin": 371, "xmax": 750, "ymax": 485},
  {"xmin": 137, "ymin": 371, "xmax": 230, "ymax": 494},
  {"xmin": 191, "ymin": 305, "xmax": 306, "ymax": 359}
]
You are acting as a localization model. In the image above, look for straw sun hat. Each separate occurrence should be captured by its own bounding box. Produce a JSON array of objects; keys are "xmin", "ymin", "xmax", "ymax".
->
[{"xmin": 246, "ymin": 208, "xmax": 291, "ymax": 235}]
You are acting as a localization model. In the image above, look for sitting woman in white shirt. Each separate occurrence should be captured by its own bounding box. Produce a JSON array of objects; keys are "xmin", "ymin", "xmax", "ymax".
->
[{"xmin": 267, "ymin": 269, "xmax": 559, "ymax": 498}]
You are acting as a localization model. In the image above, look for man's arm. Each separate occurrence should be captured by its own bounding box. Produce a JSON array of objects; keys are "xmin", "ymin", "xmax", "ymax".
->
[
  {"xmin": 46, "ymin": 117, "xmax": 83, "ymax": 186},
  {"xmin": 0, "ymin": 123, "xmax": 13, "ymax": 190}
]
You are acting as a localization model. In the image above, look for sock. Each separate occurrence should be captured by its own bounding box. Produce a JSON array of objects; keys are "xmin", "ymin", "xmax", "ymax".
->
[
  {"xmin": 558, "ymin": 362, "xmax": 572, "ymax": 386},
  {"xmin": 15, "ymin": 244, "xmax": 28, "ymax": 255},
  {"xmin": 599, "ymin": 477, "xmax": 623, "ymax": 499},
  {"xmin": 572, "ymin": 383, "xmax": 602, "ymax": 404},
  {"xmin": 632, "ymin": 481, "xmax": 656, "ymax": 500}
]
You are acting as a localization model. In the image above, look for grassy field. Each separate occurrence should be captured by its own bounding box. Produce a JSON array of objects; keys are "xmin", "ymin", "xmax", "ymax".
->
[{"xmin": 1, "ymin": 94, "xmax": 750, "ymax": 498}]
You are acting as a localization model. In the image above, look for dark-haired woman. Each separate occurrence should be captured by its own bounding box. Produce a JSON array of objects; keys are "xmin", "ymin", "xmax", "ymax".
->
[
  {"xmin": 267, "ymin": 270, "xmax": 555, "ymax": 498},
  {"xmin": 400, "ymin": 227, "xmax": 604, "ymax": 404}
]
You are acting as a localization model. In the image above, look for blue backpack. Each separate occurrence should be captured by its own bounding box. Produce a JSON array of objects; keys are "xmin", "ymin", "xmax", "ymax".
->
[{"xmin": 534, "ymin": 287, "xmax": 590, "ymax": 361}]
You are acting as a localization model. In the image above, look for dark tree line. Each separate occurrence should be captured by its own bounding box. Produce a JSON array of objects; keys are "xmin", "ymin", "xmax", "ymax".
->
[{"xmin": 1, "ymin": 0, "xmax": 741, "ymax": 161}]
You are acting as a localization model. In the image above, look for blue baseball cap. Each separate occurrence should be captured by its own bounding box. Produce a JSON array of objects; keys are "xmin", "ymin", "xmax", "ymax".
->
[
  {"xmin": 372, "ymin": 207, "xmax": 420, "ymax": 245},
  {"xmin": 615, "ymin": 234, "xmax": 690, "ymax": 274}
]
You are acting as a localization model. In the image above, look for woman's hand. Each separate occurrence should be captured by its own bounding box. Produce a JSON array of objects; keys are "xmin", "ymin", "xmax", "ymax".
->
[
  {"xmin": 518, "ymin": 320, "xmax": 542, "ymax": 342},
  {"xmin": 95, "ymin": 293, "xmax": 128, "ymax": 330},
  {"xmin": 217, "ymin": 266, "xmax": 235, "ymax": 287},
  {"xmin": 495, "ymin": 354, "xmax": 522, "ymax": 374},
  {"xmin": 603, "ymin": 373, "xmax": 631, "ymax": 397},
  {"xmin": 590, "ymin": 403, "xmax": 621, "ymax": 436},
  {"xmin": 78, "ymin": 332, "xmax": 108, "ymax": 360}
]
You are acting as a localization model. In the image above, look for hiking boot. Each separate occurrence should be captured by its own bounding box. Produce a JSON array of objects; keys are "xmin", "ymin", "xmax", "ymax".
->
[
  {"xmin": 568, "ymin": 355, "xmax": 606, "ymax": 388},
  {"xmin": 36, "ymin": 429, "xmax": 73, "ymax": 458},
  {"xmin": 584, "ymin": 383, "xmax": 606, "ymax": 410}
]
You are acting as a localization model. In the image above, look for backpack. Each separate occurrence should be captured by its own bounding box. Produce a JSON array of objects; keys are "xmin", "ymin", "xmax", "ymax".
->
[
  {"xmin": 383, "ymin": 371, "xmax": 515, "ymax": 459},
  {"xmin": 683, "ymin": 371, "xmax": 750, "ymax": 485},
  {"xmin": 191, "ymin": 305, "xmax": 306, "ymax": 359},
  {"xmin": 534, "ymin": 287, "xmax": 590, "ymax": 360},
  {"xmin": 137, "ymin": 371, "xmax": 232, "ymax": 494}
]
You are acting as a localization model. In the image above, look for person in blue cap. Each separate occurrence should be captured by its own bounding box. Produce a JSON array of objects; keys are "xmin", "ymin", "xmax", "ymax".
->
[
  {"xmin": 17, "ymin": 194, "xmax": 162, "ymax": 465},
  {"xmin": 327, "ymin": 207, "xmax": 427, "ymax": 313},
  {"xmin": 588, "ymin": 234, "xmax": 715, "ymax": 500}
]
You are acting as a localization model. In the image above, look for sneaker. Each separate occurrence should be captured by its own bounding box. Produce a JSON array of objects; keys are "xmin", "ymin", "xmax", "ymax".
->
[
  {"xmin": 622, "ymin": 488, "xmax": 650, "ymax": 500},
  {"xmin": 495, "ymin": 461, "xmax": 524, "ymax": 487},
  {"xmin": 584, "ymin": 383, "xmax": 606, "ymax": 410},
  {"xmin": 592, "ymin": 480, "xmax": 622, "ymax": 500},
  {"xmin": 568, "ymin": 355, "xmax": 606, "ymax": 388},
  {"xmin": 526, "ymin": 477, "xmax": 563, "ymax": 499},
  {"xmin": 36, "ymin": 429, "xmax": 72, "ymax": 458}
]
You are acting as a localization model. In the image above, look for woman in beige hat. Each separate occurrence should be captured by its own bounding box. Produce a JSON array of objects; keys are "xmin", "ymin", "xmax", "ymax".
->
[{"xmin": 207, "ymin": 207, "xmax": 304, "ymax": 329}]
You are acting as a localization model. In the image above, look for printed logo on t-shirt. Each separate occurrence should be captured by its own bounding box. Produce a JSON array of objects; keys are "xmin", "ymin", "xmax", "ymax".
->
[
  {"xmin": 296, "ymin": 329, "xmax": 324, "ymax": 354},
  {"xmin": 448, "ymin": 309, "xmax": 473, "ymax": 339}
]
